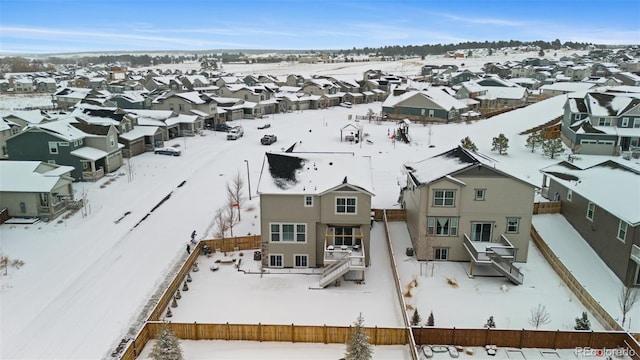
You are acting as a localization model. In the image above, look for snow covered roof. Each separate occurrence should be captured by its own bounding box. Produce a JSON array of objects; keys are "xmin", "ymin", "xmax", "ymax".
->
[
  {"xmin": 542, "ymin": 160, "xmax": 640, "ymax": 225},
  {"xmin": 70, "ymin": 146, "xmax": 108, "ymax": 161},
  {"xmin": 0, "ymin": 161, "xmax": 74, "ymax": 192},
  {"xmin": 29, "ymin": 118, "xmax": 87, "ymax": 141},
  {"xmin": 405, "ymin": 146, "xmax": 538, "ymax": 188},
  {"xmin": 382, "ymin": 89, "xmax": 467, "ymax": 110},
  {"xmin": 540, "ymin": 82, "xmax": 596, "ymax": 92},
  {"xmin": 257, "ymin": 152, "xmax": 374, "ymax": 196}
]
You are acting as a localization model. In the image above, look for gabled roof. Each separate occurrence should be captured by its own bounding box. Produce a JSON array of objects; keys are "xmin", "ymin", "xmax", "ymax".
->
[
  {"xmin": 541, "ymin": 159, "xmax": 640, "ymax": 225},
  {"xmin": 0, "ymin": 161, "xmax": 74, "ymax": 192},
  {"xmin": 404, "ymin": 146, "xmax": 538, "ymax": 188},
  {"xmin": 382, "ymin": 89, "xmax": 467, "ymax": 111},
  {"xmin": 257, "ymin": 152, "xmax": 374, "ymax": 196}
]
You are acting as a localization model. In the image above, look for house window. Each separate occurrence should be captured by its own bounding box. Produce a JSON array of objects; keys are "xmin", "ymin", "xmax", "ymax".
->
[
  {"xmin": 109, "ymin": 135, "xmax": 115, "ymax": 147},
  {"xmin": 79, "ymin": 139, "xmax": 83, "ymax": 145},
  {"xmin": 634, "ymin": 119, "xmax": 640, "ymax": 128},
  {"xmin": 333, "ymin": 227, "xmax": 356, "ymax": 246},
  {"xmin": 47, "ymin": 160, "xmax": 56, "ymax": 164},
  {"xmin": 434, "ymin": 248, "xmax": 449, "ymax": 260},
  {"xmin": 169, "ymin": 104, "xmax": 174, "ymax": 110},
  {"xmin": 336, "ymin": 197, "xmax": 356, "ymax": 214},
  {"xmin": 48, "ymin": 142, "xmax": 58, "ymax": 154},
  {"xmin": 427, "ymin": 217, "xmax": 458, "ymax": 236},
  {"xmin": 617, "ymin": 221, "xmax": 628, "ymax": 242},
  {"xmin": 244, "ymin": 95, "xmax": 249, "ymax": 100},
  {"xmin": 567, "ymin": 189, "xmax": 572, "ymax": 202},
  {"xmin": 269, "ymin": 254, "xmax": 283, "ymax": 268},
  {"xmin": 506, "ymin": 218, "xmax": 520, "ymax": 233},
  {"xmin": 622, "ymin": 117, "xmax": 629, "ymax": 127},
  {"xmin": 573, "ymin": 114, "xmax": 580, "ymax": 120},
  {"xmin": 598, "ymin": 118, "xmax": 612, "ymax": 126},
  {"xmin": 58, "ymin": 142, "xmax": 69, "ymax": 147},
  {"xmin": 73, "ymin": 140, "xmax": 78, "ymax": 146},
  {"xmin": 474, "ymin": 189, "xmax": 486, "ymax": 201},
  {"xmin": 433, "ymin": 190, "xmax": 455, "ymax": 206},
  {"xmin": 270, "ymin": 223, "xmax": 306, "ymax": 242},
  {"xmin": 586, "ymin": 202, "xmax": 595, "ymax": 221},
  {"xmin": 179, "ymin": 104, "xmax": 184, "ymax": 111},
  {"xmin": 304, "ymin": 196, "xmax": 313, "ymax": 207},
  {"xmin": 294, "ymin": 254, "xmax": 308, "ymax": 268}
]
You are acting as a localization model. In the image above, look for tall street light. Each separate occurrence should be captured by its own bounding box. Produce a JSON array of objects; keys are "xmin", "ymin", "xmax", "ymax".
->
[{"xmin": 244, "ymin": 160, "xmax": 251, "ymax": 200}]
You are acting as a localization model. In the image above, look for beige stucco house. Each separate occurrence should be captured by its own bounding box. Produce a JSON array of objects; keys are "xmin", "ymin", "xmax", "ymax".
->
[
  {"xmin": 401, "ymin": 147, "xmax": 537, "ymax": 283},
  {"xmin": 257, "ymin": 152, "xmax": 374, "ymax": 287}
]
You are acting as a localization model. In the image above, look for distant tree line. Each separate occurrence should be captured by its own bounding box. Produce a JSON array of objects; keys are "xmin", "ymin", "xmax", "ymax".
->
[
  {"xmin": 0, "ymin": 57, "xmax": 55, "ymax": 73},
  {"xmin": 339, "ymin": 39, "xmax": 591, "ymax": 57}
]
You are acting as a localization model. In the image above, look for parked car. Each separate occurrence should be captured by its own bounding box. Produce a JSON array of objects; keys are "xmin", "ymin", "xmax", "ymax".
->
[
  {"xmin": 261, "ymin": 134, "xmax": 277, "ymax": 145},
  {"xmin": 339, "ymin": 102, "xmax": 352, "ymax": 108},
  {"xmin": 154, "ymin": 147, "xmax": 181, "ymax": 156},
  {"xmin": 227, "ymin": 126, "xmax": 244, "ymax": 140},
  {"xmin": 214, "ymin": 123, "xmax": 231, "ymax": 132},
  {"xmin": 257, "ymin": 123, "xmax": 271, "ymax": 129}
]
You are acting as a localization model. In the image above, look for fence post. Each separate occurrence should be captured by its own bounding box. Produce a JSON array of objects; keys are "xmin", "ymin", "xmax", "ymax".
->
[
  {"xmin": 323, "ymin": 324, "xmax": 327, "ymax": 344},
  {"xmin": 194, "ymin": 322, "xmax": 198, "ymax": 340},
  {"xmin": 554, "ymin": 329, "xmax": 559, "ymax": 349},
  {"xmin": 452, "ymin": 327, "xmax": 456, "ymax": 345},
  {"xmin": 258, "ymin": 323, "xmax": 262, "ymax": 342},
  {"xmin": 226, "ymin": 322, "xmax": 230, "ymax": 341},
  {"xmin": 291, "ymin": 323, "xmax": 295, "ymax": 343},
  {"xmin": 374, "ymin": 326, "xmax": 378, "ymax": 345},
  {"xmin": 520, "ymin": 328, "xmax": 524, "ymax": 348}
]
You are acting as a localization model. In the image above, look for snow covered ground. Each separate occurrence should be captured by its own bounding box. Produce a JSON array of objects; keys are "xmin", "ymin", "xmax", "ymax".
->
[{"xmin": 1, "ymin": 51, "xmax": 635, "ymax": 360}]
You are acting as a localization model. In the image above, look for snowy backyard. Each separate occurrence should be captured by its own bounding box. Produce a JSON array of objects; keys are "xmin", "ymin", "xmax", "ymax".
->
[{"xmin": 1, "ymin": 51, "xmax": 639, "ymax": 360}]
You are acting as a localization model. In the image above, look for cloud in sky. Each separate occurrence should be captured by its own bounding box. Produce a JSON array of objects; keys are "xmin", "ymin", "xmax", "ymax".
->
[{"xmin": 0, "ymin": 0, "xmax": 638, "ymax": 53}]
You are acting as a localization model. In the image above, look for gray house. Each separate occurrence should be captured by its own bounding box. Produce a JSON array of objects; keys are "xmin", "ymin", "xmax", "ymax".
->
[
  {"xmin": 561, "ymin": 90, "xmax": 640, "ymax": 156},
  {"xmin": 0, "ymin": 161, "xmax": 75, "ymax": 221},
  {"xmin": 401, "ymin": 147, "xmax": 538, "ymax": 284},
  {"xmin": 257, "ymin": 152, "xmax": 374, "ymax": 288},
  {"xmin": 6, "ymin": 119, "xmax": 122, "ymax": 181},
  {"xmin": 541, "ymin": 159, "xmax": 640, "ymax": 285},
  {"xmin": 382, "ymin": 88, "xmax": 467, "ymax": 123}
]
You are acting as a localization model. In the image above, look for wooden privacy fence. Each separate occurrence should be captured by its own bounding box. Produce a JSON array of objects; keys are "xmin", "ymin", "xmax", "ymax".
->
[
  {"xmin": 372, "ymin": 208, "xmax": 406, "ymax": 221},
  {"xmin": 533, "ymin": 201, "xmax": 562, "ymax": 214},
  {"xmin": 531, "ymin": 225, "xmax": 622, "ymax": 332},
  {"xmin": 146, "ymin": 321, "xmax": 408, "ymax": 345},
  {"xmin": 413, "ymin": 327, "xmax": 638, "ymax": 352},
  {"xmin": 201, "ymin": 234, "xmax": 261, "ymax": 253}
]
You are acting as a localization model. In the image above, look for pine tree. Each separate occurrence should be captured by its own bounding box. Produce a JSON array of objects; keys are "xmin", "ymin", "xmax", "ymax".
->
[
  {"xmin": 491, "ymin": 134, "xmax": 509, "ymax": 155},
  {"xmin": 574, "ymin": 312, "xmax": 591, "ymax": 330},
  {"xmin": 411, "ymin": 309, "xmax": 422, "ymax": 326},
  {"xmin": 484, "ymin": 316, "xmax": 496, "ymax": 329},
  {"xmin": 460, "ymin": 136, "xmax": 478, "ymax": 152},
  {"xmin": 345, "ymin": 313, "xmax": 373, "ymax": 360},
  {"xmin": 427, "ymin": 311, "xmax": 435, "ymax": 326},
  {"xmin": 542, "ymin": 138, "xmax": 564, "ymax": 159},
  {"xmin": 150, "ymin": 323, "xmax": 183, "ymax": 360},
  {"xmin": 525, "ymin": 131, "xmax": 544, "ymax": 153}
]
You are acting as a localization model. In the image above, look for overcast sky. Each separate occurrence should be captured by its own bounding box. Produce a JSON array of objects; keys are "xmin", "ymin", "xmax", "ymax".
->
[{"xmin": 1, "ymin": 0, "xmax": 638, "ymax": 54}]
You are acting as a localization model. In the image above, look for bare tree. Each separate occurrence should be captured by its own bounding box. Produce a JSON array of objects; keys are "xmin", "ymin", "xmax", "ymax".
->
[
  {"xmin": 213, "ymin": 208, "xmax": 229, "ymax": 239},
  {"xmin": 528, "ymin": 303, "xmax": 551, "ymax": 329},
  {"xmin": 225, "ymin": 195, "xmax": 240, "ymax": 237},
  {"xmin": 619, "ymin": 286, "xmax": 640, "ymax": 328},
  {"xmin": 226, "ymin": 171, "xmax": 245, "ymax": 221}
]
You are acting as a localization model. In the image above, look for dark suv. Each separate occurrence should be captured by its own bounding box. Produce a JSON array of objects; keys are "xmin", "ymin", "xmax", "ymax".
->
[
  {"xmin": 214, "ymin": 123, "xmax": 231, "ymax": 132},
  {"xmin": 261, "ymin": 134, "xmax": 277, "ymax": 145}
]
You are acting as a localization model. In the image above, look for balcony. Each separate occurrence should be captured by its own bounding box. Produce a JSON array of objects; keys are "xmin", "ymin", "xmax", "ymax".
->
[
  {"xmin": 323, "ymin": 226, "xmax": 366, "ymax": 270},
  {"xmin": 82, "ymin": 167, "xmax": 104, "ymax": 182},
  {"xmin": 463, "ymin": 234, "xmax": 517, "ymax": 264}
]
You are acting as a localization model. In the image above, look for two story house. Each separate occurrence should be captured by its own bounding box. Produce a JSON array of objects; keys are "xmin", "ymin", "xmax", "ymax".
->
[
  {"xmin": 561, "ymin": 90, "xmax": 640, "ymax": 156},
  {"xmin": 6, "ymin": 118, "xmax": 122, "ymax": 181},
  {"xmin": 400, "ymin": 147, "xmax": 538, "ymax": 284},
  {"xmin": 257, "ymin": 152, "xmax": 374, "ymax": 287},
  {"xmin": 541, "ymin": 159, "xmax": 640, "ymax": 285}
]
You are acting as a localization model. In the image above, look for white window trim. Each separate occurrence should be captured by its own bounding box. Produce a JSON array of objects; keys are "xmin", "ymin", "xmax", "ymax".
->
[
  {"xmin": 433, "ymin": 189, "xmax": 456, "ymax": 207},
  {"xmin": 427, "ymin": 217, "xmax": 459, "ymax": 237},
  {"xmin": 269, "ymin": 223, "xmax": 307, "ymax": 243},
  {"xmin": 567, "ymin": 189, "xmax": 573, "ymax": 202},
  {"xmin": 634, "ymin": 119, "xmax": 640, "ymax": 128},
  {"xmin": 622, "ymin": 117, "xmax": 629, "ymax": 127},
  {"xmin": 269, "ymin": 254, "xmax": 283, "ymax": 268},
  {"xmin": 474, "ymin": 189, "xmax": 486, "ymax": 201},
  {"xmin": 586, "ymin": 202, "xmax": 595, "ymax": 221},
  {"xmin": 335, "ymin": 196, "xmax": 357, "ymax": 215},
  {"xmin": 48, "ymin": 141, "xmax": 58, "ymax": 154},
  {"xmin": 506, "ymin": 217, "xmax": 520, "ymax": 234},
  {"xmin": 293, "ymin": 254, "xmax": 308, "ymax": 268},
  {"xmin": 304, "ymin": 195, "xmax": 313, "ymax": 207},
  {"xmin": 617, "ymin": 221, "xmax": 628, "ymax": 243},
  {"xmin": 434, "ymin": 247, "xmax": 449, "ymax": 260}
]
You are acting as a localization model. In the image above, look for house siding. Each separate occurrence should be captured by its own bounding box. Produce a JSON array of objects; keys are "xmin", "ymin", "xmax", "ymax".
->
[
  {"xmin": 548, "ymin": 179, "xmax": 636, "ymax": 284},
  {"xmin": 406, "ymin": 165, "xmax": 534, "ymax": 263}
]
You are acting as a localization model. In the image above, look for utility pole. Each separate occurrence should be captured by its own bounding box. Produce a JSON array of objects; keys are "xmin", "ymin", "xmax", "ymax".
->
[{"xmin": 244, "ymin": 160, "xmax": 251, "ymax": 200}]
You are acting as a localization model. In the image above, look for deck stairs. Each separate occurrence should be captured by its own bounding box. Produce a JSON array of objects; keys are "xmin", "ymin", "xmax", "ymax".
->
[{"xmin": 319, "ymin": 259, "xmax": 351, "ymax": 288}]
